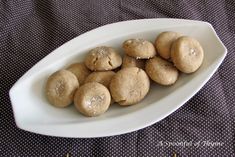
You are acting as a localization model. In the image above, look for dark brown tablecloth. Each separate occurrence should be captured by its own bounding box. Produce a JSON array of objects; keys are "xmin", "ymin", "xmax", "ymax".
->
[{"xmin": 1, "ymin": 0, "xmax": 235, "ymax": 156}]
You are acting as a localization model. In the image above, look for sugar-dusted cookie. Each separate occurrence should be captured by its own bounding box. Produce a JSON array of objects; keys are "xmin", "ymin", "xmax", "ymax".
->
[
  {"xmin": 74, "ymin": 82, "xmax": 111, "ymax": 117},
  {"xmin": 46, "ymin": 70, "xmax": 79, "ymax": 107},
  {"xmin": 85, "ymin": 46, "xmax": 122, "ymax": 71},
  {"xmin": 171, "ymin": 36, "xmax": 204, "ymax": 73},
  {"xmin": 123, "ymin": 39, "xmax": 156, "ymax": 59}
]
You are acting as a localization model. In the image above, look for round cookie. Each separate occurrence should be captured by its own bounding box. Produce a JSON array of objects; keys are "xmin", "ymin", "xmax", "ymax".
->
[
  {"xmin": 85, "ymin": 71, "xmax": 115, "ymax": 88},
  {"xmin": 109, "ymin": 67, "xmax": 150, "ymax": 106},
  {"xmin": 74, "ymin": 82, "xmax": 111, "ymax": 117},
  {"xmin": 85, "ymin": 46, "xmax": 122, "ymax": 71},
  {"xmin": 67, "ymin": 62, "xmax": 91, "ymax": 85},
  {"xmin": 145, "ymin": 56, "xmax": 179, "ymax": 85},
  {"xmin": 123, "ymin": 39, "xmax": 156, "ymax": 59},
  {"xmin": 122, "ymin": 55, "xmax": 145, "ymax": 69},
  {"xmin": 155, "ymin": 31, "xmax": 181, "ymax": 60},
  {"xmin": 45, "ymin": 70, "xmax": 79, "ymax": 107},
  {"xmin": 171, "ymin": 36, "xmax": 204, "ymax": 73}
]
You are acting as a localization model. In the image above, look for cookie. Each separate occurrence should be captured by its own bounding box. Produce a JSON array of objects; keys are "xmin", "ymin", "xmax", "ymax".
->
[
  {"xmin": 123, "ymin": 39, "xmax": 156, "ymax": 59},
  {"xmin": 84, "ymin": 71, "xmax": 115, "ymax": 88},
  {"xmin": 45, "ymin": 70, "xmax": 79, "ymax": 107},
  {"xmin": 155, "ymin": 31, "xmax": 181, "ymax": 60},
  {"xmin": 122, "ymin": 55, "xmax": 145, "ymax": 69},
  {"xmin": 85, "ymin": 46, "xmax": 122, "ymax": 71},
  {"xmin": 109, "ymin": 67, "xmax": 150, "ymax": 106},
  {"xmin": 171, "ymin": 36, "xmax": 204, "ymax": 73},
  {"xmin": 74, "ymin": 82, "xmax": 111, "ymax": 117},
  {"xmin": 145, "ymin": 56, "xmax": 179, "ymax": 85},
  {"xmin": 67, "ymin": 62, "xmax": 91, "ymax": 85}
]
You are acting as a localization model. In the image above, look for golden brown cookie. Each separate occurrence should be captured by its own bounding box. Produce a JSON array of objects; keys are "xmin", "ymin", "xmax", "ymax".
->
[
  {"xmin": 145, "ymin": 56, "xmax": 179, "ymax": 85},
  {"xmin": 45, "ymin": 70, "xmax": 79, "ymax": 107},
  {"xmin": 123, "ymin": 39, "xmax": 156, "ymax": 59},
  {"xmin": 155, "ymin": 31, "xmax": 181, "ymax": 60},
  {"xmin": 67, "ymin": 62, "xmax": 91, "ymax": 85},
  {"xmin": 121, "ymin": 55, "xmax": 145, "ymax": 69},
  {"xmin": 84, "ymin": 71, "xmax": 115, "ymax": 88},
  {"xmin": 85, "ymin": 46, "xmax": 122, "ymax": 71},
  {"xmin": 109, "ymin": 67, "xmax": 150, "ymax": 106},
  {"xmin": 171, "ymin": 36, "xmax": 204, "ymax": 73},
  {"xmin": 74, "ymin": 82, "xmax": 111, "ymax": 117}
]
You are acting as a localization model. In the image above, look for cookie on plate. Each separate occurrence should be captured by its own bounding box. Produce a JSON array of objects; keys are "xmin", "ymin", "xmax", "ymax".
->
[
  {"xmin": 85, "ymin": 46, "xmax": 122, "ymax": 71},
  {"xmin": 171, "ymin": 36, "xmax": 204, "ymax": 73},
  {"xmin": 74, "ymin": 82, "xmax": 111, "ymax": 117},
  {"xmin": 67, "ymin": 62, "xmax": 91, "ymax": 85},
  {"xmin": 145, "ymin": 56, "xmax": 179, "ymax": 85},
  {"xmin": 84, "ymin": 71, "xmax": 115, "ymax": 88},
  {"xmin": 123, "ymin": 39, "xmax": 156, "ymax": 59},
  {"xmin": 45, "ymin": 70, "xmax": 79, "ymax": 107},
  {"xmin": 155, "ymin": 31, "xmax": 181, "ymax": 60},
  {"xmin": 109, "ymin": 67, "xmax": 150, "ymax": 106},
  {"xmin": 122, "ymin": 55, "xmax": 145, "ymax": 69}
]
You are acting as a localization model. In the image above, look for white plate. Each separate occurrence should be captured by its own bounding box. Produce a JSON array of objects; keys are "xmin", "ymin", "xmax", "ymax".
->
[{"xmin": 9, "ymin": 18, "xmax": 227, "ymax": 138}]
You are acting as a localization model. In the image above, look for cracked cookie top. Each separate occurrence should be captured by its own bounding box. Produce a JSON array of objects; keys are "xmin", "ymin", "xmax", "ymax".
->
[
  {"xmin": 85, "ymin": 46, "xmax": 122, "ymax": 71},
  {"xmin": 122, "ymin": 39, "xmax": 156, "ymax": 59}
]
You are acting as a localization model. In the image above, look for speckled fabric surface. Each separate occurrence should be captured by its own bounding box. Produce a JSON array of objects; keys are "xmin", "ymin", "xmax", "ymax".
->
[{"xmin": 1, "ymin": 0, "xmax": 235, "ymax": 156}]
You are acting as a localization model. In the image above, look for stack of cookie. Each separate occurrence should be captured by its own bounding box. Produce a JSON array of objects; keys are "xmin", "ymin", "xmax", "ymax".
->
[{"xmin": 45, "ymin": 31, "xmax": 204, "ymax": 117}]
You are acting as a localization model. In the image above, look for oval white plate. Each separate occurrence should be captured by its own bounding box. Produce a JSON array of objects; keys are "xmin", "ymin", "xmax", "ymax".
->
[{"xmin": 9, "ymin": 18, "xmax": 227, "ymax": 138}]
